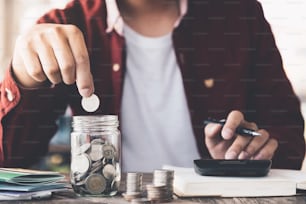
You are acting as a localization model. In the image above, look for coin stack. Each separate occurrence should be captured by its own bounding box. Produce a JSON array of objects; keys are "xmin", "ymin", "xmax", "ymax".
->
[
  {"xmin": 146, "ymin": 184, "xmax": 170, "ymax": 203},
  {"xmin": 145, "ymin": 169, "xmax": 174, "ymax": 202},
  {"xmin": 122, "ymin": 172, "xmax": 143, "ymax": 201},
  {"xmin": 70, "ymin": 115, "xmax": 121, "ymax": 196}
]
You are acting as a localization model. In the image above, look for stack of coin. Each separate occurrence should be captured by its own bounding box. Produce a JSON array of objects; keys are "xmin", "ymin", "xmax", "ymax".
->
[
  {"xmin": 142, "ymin": 169, "xmax": 174, "ymax": 202},
  {"xmin": 146, "ymin": 184, "xmax": 170, "ymax": 203},
  {"xmin": 122, "ymin": 172, "xmax": 143, "ymax": 201}
]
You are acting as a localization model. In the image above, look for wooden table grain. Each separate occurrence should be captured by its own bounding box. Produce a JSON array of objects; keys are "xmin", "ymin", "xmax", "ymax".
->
[
  {"xmin": 30, "ymin": 192, "xmax": 306, "ymax": 204},
  {"xmin": 6, "ymin": 173, "xmax": 306, "ymax": 204}
]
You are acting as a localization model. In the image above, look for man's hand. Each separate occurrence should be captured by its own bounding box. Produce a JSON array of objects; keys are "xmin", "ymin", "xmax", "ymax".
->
[
  {"xmin": 204, "ymin": 110, "xmax": 278, "ymax": 160},
  {"xmin": 12, "ymin": 24, "xmax": 94, "ymax": 97}
]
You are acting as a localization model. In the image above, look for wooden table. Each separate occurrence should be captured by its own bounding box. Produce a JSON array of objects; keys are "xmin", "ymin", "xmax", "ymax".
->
[
  {"xmin": 6, "ymin": 173, "xmax": 306, "ymax": 204},
  {"xmin": 31, "ymin": 192, "xmax": 306, "ymax": 204}
]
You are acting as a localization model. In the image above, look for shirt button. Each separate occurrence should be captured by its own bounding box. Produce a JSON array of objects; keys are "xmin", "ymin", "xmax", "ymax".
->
[
  {"xmin": 203, "ymin": 78, "xmax": 214, "ymax": 88},
  {"xmin": 5, "ymin": 88, "xmax": 14, "ymax": 102},
  {"xmin": 112, "ymin": 63, "xmax": 120, "ymax": 72}
]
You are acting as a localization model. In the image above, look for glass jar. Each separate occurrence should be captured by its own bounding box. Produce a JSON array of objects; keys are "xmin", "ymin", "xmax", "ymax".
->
[{"xmin": 70, "ymin": 115, "xmax": 121, "ymax": 196}]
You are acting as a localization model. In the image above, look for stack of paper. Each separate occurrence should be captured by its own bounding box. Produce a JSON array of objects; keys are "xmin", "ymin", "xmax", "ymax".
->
[{"xmin": 0, "ymin": 168, "xmax": 68, "ymax": 200}]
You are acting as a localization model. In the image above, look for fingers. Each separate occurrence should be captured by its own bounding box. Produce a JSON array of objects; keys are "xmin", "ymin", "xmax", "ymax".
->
[
  {"xmin": 12, "ymin": 36, "xmax": 47, "ymax": 87},
  {"xmin": 50, "ymin": 27, "xmax": 76, "ymax": 85},
  {"xmin": 35, "ymin": 34, "xmax": 62, "ymax": 84},
  {"xmin": 225, "ymin": 135, "xmax": 252, "ymax": 159},
  {"xmin": 204, "ymin": 110, "xmax": 278, "ymax": 160},
  {"xmin": 225, "ymin": 129, "xmax": 266, "ymax": 159},
  {"xmin": 225, "ymin": 129, "xmax": 278, "ymax": 160},
  {"xmin": 253, "ymin": 138, "xmax": 278, "ymax": 160},
  {"xmin": 12, "ymin": 24, "xmax": 94, "ymax": 97},
  {"xmin": 204, "ymin": 123, "xmax": 223, "ymax": 149},
  {"xmin": 204, "ymin": 123, "xmax": 233, "ymax": 159},
  {"xmin": 205, "ymin": 110, "xmax": 246, "ymax": 148},
  {"xmin": 222, "ymin": 110, "xmax": 244, "ymax": 140},
  {"xmin": 221, "ymin": 110, "xmax": 263, "ymax": 159},
  {"xmin": 237, "ymin": 129, "xmax": 269, "ymax": 159},
  {"xmin": 17, "ymin": 41, "xmax": 46, "ymax": 83},
  {"xmin": 65, "ymin": 25, "xmax": 93, "ymax": 97}
]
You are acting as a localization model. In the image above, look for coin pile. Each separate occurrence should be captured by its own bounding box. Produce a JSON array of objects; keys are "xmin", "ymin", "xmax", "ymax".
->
[
  {"xmin": 122, "ymin": 172, "xmax": 143, "ymax": 201},
  {"xmin": 123, "ymin": 169, "xmax": 174, "ymax": 203},
  {"xmin": 145, "ymin": 169, "xmax": 174, "ymax": 202},
  {"xmin": 146, "ymin": 184, "xmax": 170, "ymax": 202},
  {"xmin": 70, "ymin": 138, "xmax": 120, "ymax": 196}
]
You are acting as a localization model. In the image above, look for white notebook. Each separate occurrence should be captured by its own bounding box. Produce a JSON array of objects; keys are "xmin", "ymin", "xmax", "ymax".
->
[{"xmin": 163, "ymin": 165, "xmax": 306, "ymax": 197}]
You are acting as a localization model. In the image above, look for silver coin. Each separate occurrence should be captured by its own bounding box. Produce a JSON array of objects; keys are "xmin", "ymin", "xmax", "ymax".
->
[
  {"xmin": 152, "ymin": 169, "xmax": 174, "ymax": 200},
  {"xmin": 72, "ymin": 143, "xmax": 91, "ymax": 156},
  {"xmin": 88, "ymin": 143, "xmax": 103, "ymax": 161},
  {"xmin": 111, "ymin": 179, "xmax": 120, "ymax": 190},
  {"xmin": 146, "ymin": 184, "xmax": 170, "ymax": 202},
  {"xmin": 102, "ymin": 164, "xmax": 116, "ymax": 180},
  {"xmin": 81, "ymin": 94, "xmax": 100, "ymax": 112},
  {"xmin": 90, "ymin": 160, "xmax": 103, "ymax": 173},
  {"xmin": 91, "ymin": 138, "xmax": 105, "ymax": 144},
  {"xmin": 126, "ymin": 172, "xmax": 143, "ymax": 193},
  {"xmin": 102, "ymin": 144, "xmax": 116, "ymax": 159},
  {"xmin": 71, "ymin": 154, "xmax": 91, "ymax": 174},
  {"xmin": 80, "ymin": 143, "xmax": 91, "ymax": 153},
  {"xmin": 85, "ymin": 173, "xmax": 106, "ymax": 194}
]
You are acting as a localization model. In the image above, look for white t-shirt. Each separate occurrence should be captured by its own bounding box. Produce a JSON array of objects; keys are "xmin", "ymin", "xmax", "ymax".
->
[{"xmin": 121, "ymin": 24, "xmax": 200, "ymax": 172}]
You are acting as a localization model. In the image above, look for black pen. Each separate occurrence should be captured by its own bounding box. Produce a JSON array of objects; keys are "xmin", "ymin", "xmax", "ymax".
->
[{"xmin": 203, "ymin": 118, "xmax": 261, "ymax": 137}]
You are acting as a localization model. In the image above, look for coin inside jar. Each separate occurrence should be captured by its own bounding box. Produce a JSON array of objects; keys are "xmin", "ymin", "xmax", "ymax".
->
[
  {"xmin": 71, "ymin": 154, "xmax": 91, "ymax": 174},
  {"xmin": 81, "ymin": 94, "xmax": 100, "ymax": 112},
  {"xmin": 88, "ymin": 143, "xmax": 104, "ymax": 161},
  {"xmin": 102, "ymin": 144, "xmax": 116, "ymax": 159},
  {"xmin": 102, "ymin": 164, "xmax": 116, "ymax": 180},
  {"xmin": 79, "ymin": 143, "xmax": 91, "ymax": 153},
  {"xmin": 85, "ymin": 173, "xmax": 107, "ymax": 194}
]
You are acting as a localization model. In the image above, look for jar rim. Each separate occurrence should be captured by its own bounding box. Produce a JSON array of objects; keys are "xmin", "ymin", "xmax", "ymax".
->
[
  {"xmin": 71, "ymin": 115, "xmax": 119, "ymax": 131},
  {"xmin": 72, "ymin": 115, "xmax": 118, "ymax": 122}
]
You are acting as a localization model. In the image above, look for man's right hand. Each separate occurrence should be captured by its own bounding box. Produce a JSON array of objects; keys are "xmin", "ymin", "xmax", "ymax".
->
[{"xmin": 12, "ymin": 24, "xmax": 94, "ymax": 97}]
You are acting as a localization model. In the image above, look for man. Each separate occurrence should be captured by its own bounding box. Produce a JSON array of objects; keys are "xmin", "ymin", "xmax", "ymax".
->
[{"xmin": 0, "ymin": 0, "xmax": 304, "ymax": 172}]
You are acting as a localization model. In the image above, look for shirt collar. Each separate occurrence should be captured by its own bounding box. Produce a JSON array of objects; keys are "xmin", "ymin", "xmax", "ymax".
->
[{"xmin": 105, "ymin": 0, "xmax": 188, "ymax": 36}]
